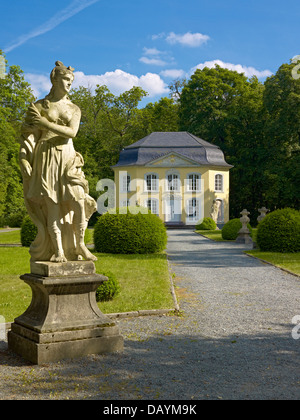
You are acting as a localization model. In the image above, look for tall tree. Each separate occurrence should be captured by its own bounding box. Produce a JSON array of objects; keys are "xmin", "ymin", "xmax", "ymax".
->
[
  {"xmin": 70, "ymin": 86, "xmax": 180, "ymax": 198},
  {"xmin": 70, "ymin": 85, "xmax": 148, "ymax": 199},
  {"xmin": 179, "ymin": 66, "xmax": 267, "ymax": 221},
  {"xmin": 0, "ymin": 52, "xmax": 35, "ymax": 225},
  {"xmin": 262, "ymin": 62, "xmax": 300, "ymax": 210}
]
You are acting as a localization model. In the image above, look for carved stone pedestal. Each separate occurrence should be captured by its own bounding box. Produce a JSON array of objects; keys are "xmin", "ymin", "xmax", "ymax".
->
[
  {"xmin": 236, "ymin": 209, "xmax": 253, "ymax": 245},
  {"xmin": 235, "ymin": 231, "xmax": 253, "ymax": 245},
  {"xmin": 8, "ymin": 261, "xmax": 123, "ymax": 364}
]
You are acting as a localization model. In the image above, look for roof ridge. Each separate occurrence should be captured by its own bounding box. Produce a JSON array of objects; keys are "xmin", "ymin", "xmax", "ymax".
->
[
  {"xmin": 187, "ymin": 132, "xmax": 219, "ymax": 148},
  {"xmin": 125, "ymin": 131, "xmax": 219, "ymax": 150}
]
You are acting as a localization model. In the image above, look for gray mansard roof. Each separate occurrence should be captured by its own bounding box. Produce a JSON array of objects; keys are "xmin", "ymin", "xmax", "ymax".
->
[{"xmin": 114, "ymin": 132, "xmax": 232, "ymax": 168}]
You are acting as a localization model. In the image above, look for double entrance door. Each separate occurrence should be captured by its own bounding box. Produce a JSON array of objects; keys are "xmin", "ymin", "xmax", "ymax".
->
[{"xmin": 165, "ymin": 195, "xmax": 181, "ymax": 223}]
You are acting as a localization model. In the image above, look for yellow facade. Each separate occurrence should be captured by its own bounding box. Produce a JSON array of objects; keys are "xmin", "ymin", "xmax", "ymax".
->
[{"xmin": 113, "ymin": 156, "xmax": 230, "ymax": 226}]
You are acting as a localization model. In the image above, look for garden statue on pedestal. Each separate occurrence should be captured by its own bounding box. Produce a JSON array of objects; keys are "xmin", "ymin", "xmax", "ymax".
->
[
  {"xmin": 19, "ymin": 61, "xmax": 97, "ymax": 263},
  {"xmin": 8, "ymin": 62, "xmax": 123, "ymax": 364},
  {"xmin": 257, "ymin": 207, "xmax": 269, "ymax": 223},
  {"xmin": 236, "ymin": 209, "xmax": 253, "ymax": 245},
  {"xmin": 210, "ymin": 199, "xmax": 221, "ymax": 223}
]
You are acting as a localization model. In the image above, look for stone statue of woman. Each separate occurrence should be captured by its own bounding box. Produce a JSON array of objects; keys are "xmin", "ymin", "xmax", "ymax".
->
[{"xmin": 19, "ymin": 61, "xmax": 97, "ymax": 263}]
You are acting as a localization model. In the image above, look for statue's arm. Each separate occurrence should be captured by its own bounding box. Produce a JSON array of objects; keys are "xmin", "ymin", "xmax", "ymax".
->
[
  {"xmin": 29, "ymin": 103, "xmax": 81, "ymax": 139},
  {"xmin": 19, "ymin": 146, "xmax": 32, "ymax": 178}
]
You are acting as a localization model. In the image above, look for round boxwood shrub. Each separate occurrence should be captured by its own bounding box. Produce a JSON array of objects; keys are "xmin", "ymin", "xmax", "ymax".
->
[
  {"xmin": 21, "ymin": 215, "xmax": 38, "ymax": 247},
  {"xmin": 222, "ymin": 218, "xmax": 252, "ymax": 240},
  {"xmin": 94, "ymin": 207, "xmax": 167, "ymax": 254},
  {"xmin": 96, "ymin": 271, "xmax": 120, "ymax": 302},
  {"xmin": 195, "ymin": 217, "xmax": 217, "ymax": 231},
  {"xmin": 256, "ymin": 208, "xmax": 300, "ymax": 252}
]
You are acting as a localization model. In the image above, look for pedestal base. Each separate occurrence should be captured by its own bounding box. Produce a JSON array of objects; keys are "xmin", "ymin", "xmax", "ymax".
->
[
  {"xmin": 236, "ymin": 231, "xmax": 253, "ymax": 245},
  {"xmin": 8, "ymin": 261, "xmax": 123, "ymax": 364}
]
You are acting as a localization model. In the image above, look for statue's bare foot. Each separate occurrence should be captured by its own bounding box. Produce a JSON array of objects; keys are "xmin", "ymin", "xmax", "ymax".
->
[
  {"xmin": 76, "ymin": 244, "xmax": 97, "ymax": 261},
  {"xmin": 54, "ymin": 252, "xmax": 67, "ymax": 263}
]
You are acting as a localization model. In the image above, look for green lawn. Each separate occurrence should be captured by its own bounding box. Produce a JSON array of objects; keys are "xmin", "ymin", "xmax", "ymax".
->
[
  {"xmin": 195, "ymin": 229, "xmax": 227, "ymax": 241},
  {"xmin": 195, "ymin": 228, "xmax": 258, "ymax": 242},
  {"xmin": 0, "ymin": 228, "xmax": 94, "ymax": 245},
  {"xmin": 246, "ymin": 250, "xmax": 300, "ymax": 276},
  {"xmin": 0, "ymin": 230, "xmax": 21, "ymax": 244},
  {"xmin": 0, "ymin": 246, "xmax": 174, "ymax": 322}
]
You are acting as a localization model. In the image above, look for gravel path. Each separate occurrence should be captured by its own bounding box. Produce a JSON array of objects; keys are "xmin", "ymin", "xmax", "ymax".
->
[{"xmin": 0, "ymin": 230, "xmax": 299, "ymax": 400}]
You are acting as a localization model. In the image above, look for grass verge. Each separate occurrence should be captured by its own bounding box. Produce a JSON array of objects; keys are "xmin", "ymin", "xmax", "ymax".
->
[
  {"xmin": 196, "ymin": 228, "xmax": 258, "ymax": 242},
  {"xmin": 0, "ymin": 247, "xmax": 174, "ymax": 322},
  {"xmin": 245, "ymin": 250, "xmax": 300, "ymax": 277},
  {"xmin": 195, "ymin": 229, "xmax": 227, "ymax": 241},
  {"xmin": 0, "ymin": 230, "xmax": 21, "ymax": 244}
]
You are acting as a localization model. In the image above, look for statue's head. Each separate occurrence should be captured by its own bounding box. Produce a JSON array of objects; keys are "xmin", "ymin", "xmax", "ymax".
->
[
  {"xmin": 50, "ymin": 61, "xmax": 75, "ymax": 85},
  {"xmin": 42, "ymin": 61, "xmax": 75, "ymax": 106},
  {"xmin": 48, "ymin": 61, "xmax": 75, "ymax": 97}
]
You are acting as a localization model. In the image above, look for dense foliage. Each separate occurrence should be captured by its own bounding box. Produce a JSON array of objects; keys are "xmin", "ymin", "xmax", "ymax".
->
[
  {"xmin": 69, "ymin": 86, "xmax": 179, "ymax": 200},
  {"xmin": 195, "ymin": 217, "xmax": 217, "ymax": 230},
  {"xmin": 0, "ymin": 51, "xmax": 35, "ymax": 226},
  {"xmin": 20, "ymin": 215, "xmax": 37, "ymax": 247},
  {"xmin": 222, "ymin": 218, "xmax": 252, "ymax": 240},
  {"xmin": 178, "ymin": 63, "xmax": 300, "ymax": 222},
  {"xmin": 96, "ymin": 271, "xmax": 120, "ymax": 302},
  {"xmin": 256, "ymin": 208, "xmax": 300, "ymax": 252},
  {"xmin": 94, "ymin": 208, "xmax": 167, "ymax": 254}
]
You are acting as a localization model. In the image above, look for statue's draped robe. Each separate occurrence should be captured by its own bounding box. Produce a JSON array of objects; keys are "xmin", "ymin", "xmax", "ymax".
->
[{"xmin": 19, "ymin": 126, "xmax": 96, "ymax": 262}]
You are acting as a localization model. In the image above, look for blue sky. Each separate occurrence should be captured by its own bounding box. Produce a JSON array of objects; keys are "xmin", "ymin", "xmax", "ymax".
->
[{"xmin": 1, "ymin": 0, "xmax": 299, "ymax": 105}]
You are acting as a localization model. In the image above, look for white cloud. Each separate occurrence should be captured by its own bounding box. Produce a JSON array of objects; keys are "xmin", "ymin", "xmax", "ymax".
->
[
  {"xmin": 139, "ymin": 47, "xmax": 172, "ymax": 67},
  {"xmin": 25, "ymin": 69, "xmax": 169, "ymax": 99},
  {"xmin": 191, "ymin": 60, "xmax": 273, "ymax": 79},
  {"xmin": 4, "ymin": 0, "xmax": 100, "ymax": 52},
  {"xmin": 151, "ymin": 33, "xmax": 166, "ymax": 41},
  {"xmin": 160, "ymin": 69, "xmax": 186, "ymax": 79},
  {"xmin": 139, "ymin": 57, "xmax": 168, "ymax": 66},
  {"xmin": 139, "ymin": 73, "xmax": 169, "ymax": 96},
  {"xmin": 25, "ymin": 73, "xmax": 52, "ymax": 98},
  {"xmin": 143, "ymin": 48, "xmax": 164, "ymax": 56},
  {"xmin": 166, "ymin": 32, "xmax": 210, "ymax": 47}
]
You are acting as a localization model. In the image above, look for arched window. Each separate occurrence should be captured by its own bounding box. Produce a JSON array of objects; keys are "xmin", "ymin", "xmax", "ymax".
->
[
  {"xmin": 187, "ymin": 198, "xmax": 200, "ymax": 222},
  {"xmin": 167, "ymin": 174, "xmax": 180, "ymax": 191},
  {"xmin": 145, "ymin": 173, "xmax": 159, "ymax": 192},
  {"xmin": 187, "ymin": 173, "xmax": 201, "ymax": 192},
  {"xmin": 215, "ymin": 174, "xmax": 223, "ymax": 192},
  {"xmin": 146, "ymin": 198, "xmax": 159, "ymax": 215},
  {"xmin": 121, "ymin": 173, "xmax": 131, "ymax": 192}
]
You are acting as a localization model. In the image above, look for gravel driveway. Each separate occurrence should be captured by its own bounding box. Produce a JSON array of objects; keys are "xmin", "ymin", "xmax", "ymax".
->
[{"xmin": 0, "ymin": 230, "xmax": 299, "ymax": 400}]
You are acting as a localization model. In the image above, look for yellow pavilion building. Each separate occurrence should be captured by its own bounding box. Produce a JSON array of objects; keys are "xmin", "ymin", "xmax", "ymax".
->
[{"xmin": 113, "ymin": 132, "xmax": 232, "ymax": 227}]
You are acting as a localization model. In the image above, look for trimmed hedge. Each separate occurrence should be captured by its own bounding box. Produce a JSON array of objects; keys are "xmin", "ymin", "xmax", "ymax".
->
[
  {"xmin": 256, "ymin": 208, "xmax": 300, "ymax": 252},
  {"xmin": 20, "ymin": 215, "xmax": 38, "ymax": 247},
  {"xmin": 195, "ymin": 217, "xmax": 217, "ymax": 231},
  {"xmin": 96, "ymin": 271, "xmax": 120, "ymax": 302},
  {"xmin": 94, "ymin": 208, "xmax": 167, "ymax": 254},
  {"xmin": 222, "ymin": 218, "xmax": 252, "ymax": 240}
]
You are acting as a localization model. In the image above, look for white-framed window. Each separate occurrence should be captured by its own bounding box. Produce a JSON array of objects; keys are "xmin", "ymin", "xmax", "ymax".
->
[
  {"xmin": 215, "ymin": 174, "xmax": 223, "ymax": 192},
  {"xmin": 146, "ymin": 198, "xmax": 159, "ymax": 215},
  {"xmin": 187, "ymin": 198, "xmax": 200, "ymax": 222},
  {"xmin": 120, "ymin": 199, "xmax": 130, "ymax": 207},
  {"xmin": 145, "ymin": 173, "xmax": 159, "ymax": 192},
  {"xmin": 187, "ymin": 173, "xmax": 201, "ymax": 192},
  {"xmin": 120, "ymin": 172, "xmax": 131, "ymax": 192},
  {"xmin": 167, "ymin": 174, "xmax": 180, "ymax": 192}
]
